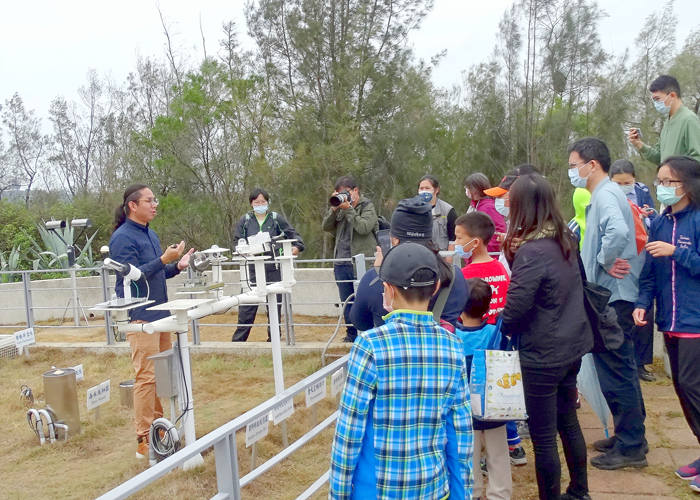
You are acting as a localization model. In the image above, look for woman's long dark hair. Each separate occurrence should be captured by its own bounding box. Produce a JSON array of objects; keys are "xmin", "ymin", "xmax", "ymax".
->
[
  {"xmin": 661, "ymin": 156, "xmax": 700, "ymax": 207},
  {"xmin": 503, "ymin": 174, "xmax": 574, "ymax": 261},
  {"xmin": 113, "ymin": 184, "xmax": 149, "ymax": 232}
]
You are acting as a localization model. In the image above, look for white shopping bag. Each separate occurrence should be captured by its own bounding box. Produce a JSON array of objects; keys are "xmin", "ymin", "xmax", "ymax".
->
[{"xmin": 471, "ymin": 349, "xmax": 528, "ymax": 421}]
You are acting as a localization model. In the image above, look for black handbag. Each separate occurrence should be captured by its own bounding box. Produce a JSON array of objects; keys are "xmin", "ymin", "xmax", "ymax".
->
[{"xmin": 576, "ymin": 251, "xmax": 624, "ymax": 353}]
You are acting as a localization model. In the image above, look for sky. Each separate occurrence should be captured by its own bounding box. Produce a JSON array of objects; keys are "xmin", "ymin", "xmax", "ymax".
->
[{"xmin": 0, "ymin": 0, "xmax": 698, "ymax": 128}]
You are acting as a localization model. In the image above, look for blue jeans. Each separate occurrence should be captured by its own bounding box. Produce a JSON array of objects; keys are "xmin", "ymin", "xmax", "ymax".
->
[
  {"xmin": 334, "ymin": 264, "xmax": 357, "ymax": 339},
  {"xmin": 593, "ymin": 300, "xmax": 647, "ymax": 453}
]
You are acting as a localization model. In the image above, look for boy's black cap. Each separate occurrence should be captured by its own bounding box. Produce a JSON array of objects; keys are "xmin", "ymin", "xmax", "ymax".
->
[{"xmin": 379, "ymin": 242, "xmax": 438, "ymax": 288}]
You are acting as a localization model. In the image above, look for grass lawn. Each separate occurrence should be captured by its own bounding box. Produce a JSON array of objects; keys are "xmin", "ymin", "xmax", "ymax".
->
[{"xmin": 3, "ymin": 346, "xmax": 693, "ymax": 500}]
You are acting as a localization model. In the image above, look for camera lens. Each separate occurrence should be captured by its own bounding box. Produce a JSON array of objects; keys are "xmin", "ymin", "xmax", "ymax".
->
[{"xmin": 329, "ymin": 191, "xmax": 349, "ymax": 207}]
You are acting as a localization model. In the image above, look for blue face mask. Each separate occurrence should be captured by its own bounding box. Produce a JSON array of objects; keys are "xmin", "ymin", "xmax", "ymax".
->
[
  {"xmin": 494, "ymin": 197, "xmax": 509, "ymax": 217},
  {"xmin": 568, "ymin": 162, "xmax": 591, "ymax": 189},
  {"xmin": 656, "ymin": 185, "xmax": 683, "ymax": 206},
  {"xmin": 455, "ymin": 239, "xmax": 476, "ymax": 260},
  {"xmin": 418, "ymin": 191, "xmax": 434, "ymax": 203},
  {"xmin": 253, "ymin": 205, "xmax": 268, "ymax": 215},
  {"xmin": 654, "ymin": 95, "xmax": 671, "ymax": 115}
]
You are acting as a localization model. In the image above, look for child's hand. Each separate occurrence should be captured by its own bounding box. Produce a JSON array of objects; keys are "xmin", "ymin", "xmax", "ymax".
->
[
  {"xmin": 646, "ymin": 241, "xmax": 675, "ymax": 258},
  {"xmin": 633, "ymin": 308, "xmax": 647, "ymax": 326}
]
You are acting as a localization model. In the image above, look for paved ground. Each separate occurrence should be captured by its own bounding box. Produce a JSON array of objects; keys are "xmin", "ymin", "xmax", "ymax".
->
[{"xmin": 563, "ymin": 374, "xmax": 699, "ymax": 499}]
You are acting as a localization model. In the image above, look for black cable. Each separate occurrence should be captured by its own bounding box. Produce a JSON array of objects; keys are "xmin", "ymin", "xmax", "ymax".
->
[
  {"xmin": 173, "ymin": 332, "xmax": 190, "ymax": 427},
  {"xmin": 26, "ymin": 412, "xmax": 41, "ymax": 441},
  {"xmin": 150, "ymin": 420, "xmax": 181, "ymax": 459}
]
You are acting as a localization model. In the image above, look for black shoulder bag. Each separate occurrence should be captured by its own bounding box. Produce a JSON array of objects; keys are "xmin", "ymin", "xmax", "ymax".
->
[{"xmin": 576, "ymin": 250, "xmax": 624, "ymax": 353}]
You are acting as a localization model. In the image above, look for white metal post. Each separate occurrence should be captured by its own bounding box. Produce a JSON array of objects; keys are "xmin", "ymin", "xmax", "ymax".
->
[
  {"xmin": 174, "ymin": 309, "xmax": 204, "ymax": 470},
  {"xmin": 70, "ymin": 268, "xmax": 80, "ymax": 326}
]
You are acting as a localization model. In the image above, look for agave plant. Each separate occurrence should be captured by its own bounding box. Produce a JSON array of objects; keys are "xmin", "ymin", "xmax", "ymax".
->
[
  {"xmin": 24, "ymin": 221, "xmax": 99, "ymax": 270},
  {"xmin": 0, "ymin": 246, "xmax": 22, "ymax": 283}
]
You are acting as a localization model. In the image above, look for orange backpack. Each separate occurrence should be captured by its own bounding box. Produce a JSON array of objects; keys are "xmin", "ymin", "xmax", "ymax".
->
[{"xmin": 627, "ymin": 200, "xmax": 648, "ymax": 254}]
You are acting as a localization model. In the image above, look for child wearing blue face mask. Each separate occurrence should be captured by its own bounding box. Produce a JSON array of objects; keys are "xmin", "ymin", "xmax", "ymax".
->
[
  {"xmin": 455, "ymin": 212, "xmax": 509, "ymax": 325},
  {"xmin": 455, "ymin": 216, "xmax": 528, "ymax": 468}
]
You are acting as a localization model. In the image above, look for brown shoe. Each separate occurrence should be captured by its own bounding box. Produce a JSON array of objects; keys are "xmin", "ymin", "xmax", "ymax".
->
[{"xmin": 136, "ymin": 436, "xmax": 149, "ymax": 459}]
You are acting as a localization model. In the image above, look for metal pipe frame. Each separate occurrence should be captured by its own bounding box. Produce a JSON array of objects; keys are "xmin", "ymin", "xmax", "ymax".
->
[{"xmin": 94, "ymin": 355, "xmax": 349, "ymax": 500}]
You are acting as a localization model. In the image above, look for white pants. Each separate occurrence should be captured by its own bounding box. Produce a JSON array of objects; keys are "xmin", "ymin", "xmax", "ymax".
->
[{"xmin": 473, "ymin": 425, "xmax": 513, "ymax": 500}]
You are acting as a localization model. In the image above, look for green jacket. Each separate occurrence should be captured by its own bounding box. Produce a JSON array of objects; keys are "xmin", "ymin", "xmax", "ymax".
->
[
  {"xmin": 322, "ymin": 195, "xmax": 379, "ymax": 261},
  {"xmin": 640, "ymin": 105, "xmax": 700, "ymax": 165}
]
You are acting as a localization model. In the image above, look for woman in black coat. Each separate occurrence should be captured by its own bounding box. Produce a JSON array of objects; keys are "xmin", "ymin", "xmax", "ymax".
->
[{"xmin": 501, "ymin": 174, "xmax": 594, "ymax": 500}]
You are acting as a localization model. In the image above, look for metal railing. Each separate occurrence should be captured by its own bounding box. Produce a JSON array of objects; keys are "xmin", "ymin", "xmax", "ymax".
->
[
  {"xmin": 96, "ymin": 354, "xmax": 350, "ymax": 500},
  {"xmin": 0, "ymin": 254, "xmax": 372, "ymax": 346}
]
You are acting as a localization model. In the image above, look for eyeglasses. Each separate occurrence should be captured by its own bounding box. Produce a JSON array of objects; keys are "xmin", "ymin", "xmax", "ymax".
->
[
  {"xmin": 568, "ymin": 161, "xmax": 589, "ymax": 169},
  {"xmin": 653, "ymin": 179, "xmax": 682, "ymax": 187},
  {"xmin": 136, "ymin": 197, "xmax": 160, "ymax": 206}
]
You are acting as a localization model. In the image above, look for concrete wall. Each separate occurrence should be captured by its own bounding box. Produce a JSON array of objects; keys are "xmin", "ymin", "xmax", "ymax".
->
[{"xmin": 0, "ymin": 268, "xmax": 343, "ymax": 324}]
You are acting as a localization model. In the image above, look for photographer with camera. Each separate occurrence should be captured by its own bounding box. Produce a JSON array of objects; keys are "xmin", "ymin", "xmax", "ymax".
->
[{"xmin": 322, "ymin": 175, "xmax": 379, "ymax": 342}]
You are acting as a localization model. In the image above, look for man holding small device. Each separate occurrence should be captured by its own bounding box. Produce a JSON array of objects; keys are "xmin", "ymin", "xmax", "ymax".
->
[
  {"xmin": 629, "ymin": 75, "xmax": 700, "ymax": 164},
  {"xmin": 322, "ymin": 175, "xmax": 379, "ymax": 342}
]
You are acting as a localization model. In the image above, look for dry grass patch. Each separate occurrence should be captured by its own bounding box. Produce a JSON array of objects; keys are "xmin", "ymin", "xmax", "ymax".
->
[{"xmin": 1, "ymin": 348, "xmax": 338, "ymax": 500}]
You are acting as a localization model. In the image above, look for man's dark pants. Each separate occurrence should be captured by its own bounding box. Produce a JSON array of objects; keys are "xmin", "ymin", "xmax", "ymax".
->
[
  {"xmin": 592, "ymin": 300, "xmax": 647, "ymax": 454},
  {"xmin": 334, "ymin": 263, "xmax": 357, "ymax": 340}
]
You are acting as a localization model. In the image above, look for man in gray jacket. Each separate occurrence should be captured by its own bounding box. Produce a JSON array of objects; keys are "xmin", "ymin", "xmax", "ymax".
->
[
  {"xmin": 322, "ymin": 175, "xmax": 379, "ymax": 342},
  {"xmin": 568, "ymin": 137, "xmax": 648, "ymax": 470}
]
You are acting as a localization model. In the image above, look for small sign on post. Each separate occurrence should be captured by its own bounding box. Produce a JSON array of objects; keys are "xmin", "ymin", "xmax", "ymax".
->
[
  {"xmin": 305, "ymin": 378, "xmax": 327, "ymax": 408},
  {"xmin": 14, "ymin": 327, "xmax": 35, "ymax": 357},
  {"xmin": 272, "ymin": 397, "xmax": 295, "ymax": 425},
  {"xmin": 331, "ymin": 368, "xmax": 346, "ymax": 397},
  {"xmin": 72, "ymin": 364, "xmax": 84, "ymax": 382},
  {"xmin": 87, "ymin": 380, "xmax": 111, "ymax": 421},
  {"xmin": 245, "ymin": 413, "xmax": 269, "ymax": 447}
]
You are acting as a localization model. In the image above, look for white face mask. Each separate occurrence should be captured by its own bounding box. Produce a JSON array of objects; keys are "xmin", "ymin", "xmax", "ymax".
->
[
  {"xmin": 654, "ymin": 94, "xmax": 672, "ymax": 115},
  {"xmin": 495, "ymin": 197, "xmax": 509, "ymax": 217},
  {"xmin": 616, "ymin": 183, "xmax": 634, "ymax": 196},
  {"xmin": 253, "ymin": 204, "xmax": 268, "ymax": 214},
  {"xmin": 382, "ymin": 286, "xmax": 394, "ymax": 313},
  {"xmin": 568, "ymin": 161, "xmax": 592, "ymax": 189}
]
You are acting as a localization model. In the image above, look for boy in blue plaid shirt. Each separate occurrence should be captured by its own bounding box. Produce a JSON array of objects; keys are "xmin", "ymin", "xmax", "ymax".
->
[{"xmin": 329, "ymin": 242, "xmax": 474, "ymax": 500}]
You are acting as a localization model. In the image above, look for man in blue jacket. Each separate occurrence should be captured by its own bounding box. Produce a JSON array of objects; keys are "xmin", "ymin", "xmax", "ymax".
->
[
  {"xmin": 568, "ymin": 138, "xmax": 648, "ymax": 470},
  {"xmin": 109, "ymin": 183, "xmax": 194, "ymax": 459}
]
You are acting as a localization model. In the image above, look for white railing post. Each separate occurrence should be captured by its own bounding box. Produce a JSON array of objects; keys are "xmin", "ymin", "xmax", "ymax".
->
[
  {"xmin": 215, "ymin": 432, "xmax": 241, "ymax": 500},
  {"xmin": 22, "ymin": 272, "xmax": 34, "ymax": 328}
]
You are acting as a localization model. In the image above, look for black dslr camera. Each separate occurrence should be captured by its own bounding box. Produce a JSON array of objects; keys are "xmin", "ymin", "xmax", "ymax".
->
[{"xmin": 330, "ymin": 190, "xmax": 351, "ymax": 207}]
